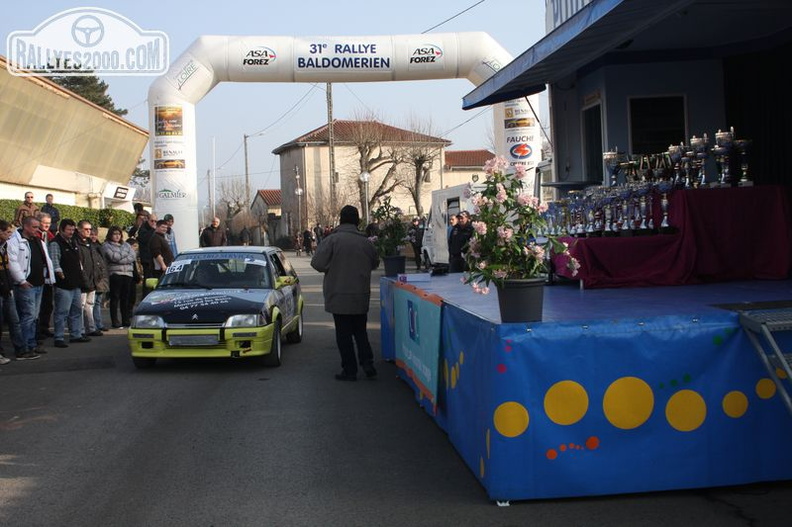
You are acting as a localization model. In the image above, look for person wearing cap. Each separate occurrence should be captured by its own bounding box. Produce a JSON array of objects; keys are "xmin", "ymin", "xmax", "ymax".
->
[
  {"xmin": 448, "ymin": 210, "xmax": 473, "ymax": 273},
  {"xmin": 310, "ymin": 205, "xmax": 379, "ymax": 381},
  {"xmin": 163, "ymin": 214, "xmax": 178, "ymax": 256}
]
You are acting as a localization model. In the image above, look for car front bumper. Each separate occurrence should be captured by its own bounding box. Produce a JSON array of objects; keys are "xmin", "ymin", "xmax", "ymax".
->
[{"xmin": 128, "ymin": 324, "xmax": 275, "ymax": 359}]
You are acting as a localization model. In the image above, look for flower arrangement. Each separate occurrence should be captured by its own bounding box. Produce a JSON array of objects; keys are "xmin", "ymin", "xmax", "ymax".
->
[
  {"xmin": 368, "ymin": 196, "xmax": 409, "ymax": 257},
  {"xmin": 464, "ymin": 156, "xmax": 580, "ymax": 294}
]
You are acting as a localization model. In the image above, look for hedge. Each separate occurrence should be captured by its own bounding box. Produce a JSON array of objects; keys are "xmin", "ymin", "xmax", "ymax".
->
[{"xmin": 0, "ymin": 199, "xmax": 135, "ymax": 230}]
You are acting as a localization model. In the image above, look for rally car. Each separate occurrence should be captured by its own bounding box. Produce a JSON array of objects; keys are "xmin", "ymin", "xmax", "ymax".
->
[{"xmin": 128, "ymin": 246, "xmax": 303, "ymax": 369}]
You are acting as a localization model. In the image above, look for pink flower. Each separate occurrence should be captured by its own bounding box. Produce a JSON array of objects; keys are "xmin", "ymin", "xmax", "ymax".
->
[
  {"xmin": 538, "ymin": 202, "xmax": 549, "ymax": 214},
  {"xmin": 477, "ymin": 261, "xmax": 488, "ymax": 270},
  {"xmin": 569, "ymin": 257, "xmax": 581, "ymax": 277},
  {"xmin": 483, "ymin": 156, "xmax": 509, "ymax": 175},
  {"xmin": 495, "ymin": 183, "xmax": 507, "ymax": 203},
  {"xmin": 480, "ymin": 286, "xmax": 490, "ymax": 295},
  {"xmin": 473, "ymin": 221, "xmax": 487, "ymax": 235},
  {"xmin": 516, "ymin": 193, "xmax": 533, "ymax": 207},
  {"xmin": 523, "ymin": 243, "xmax": 545, "ymax": 260},
  {"xmin": 513, "ymin": 164, "xmax": 527, "ymax": 179},
  {"xmin": 497, "ymin": 226, "xmax": 513, "ymax": 241}
]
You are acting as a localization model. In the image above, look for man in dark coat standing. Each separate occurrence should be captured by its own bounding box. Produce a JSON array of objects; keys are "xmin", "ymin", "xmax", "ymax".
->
[
  {"xmin": 311, "ymin": 205, "xmax": 379, "ymax": 381},
  {"xmin": 448, "ymin": 210, "xmax": 473, "ymax": 273},
  {"xmin": 200, "ymin": 217, "xmax": 227, "ymax": 247},
  {"xmin": 150, "ymin": 220, "xmax": 175, "ymax": 278}
]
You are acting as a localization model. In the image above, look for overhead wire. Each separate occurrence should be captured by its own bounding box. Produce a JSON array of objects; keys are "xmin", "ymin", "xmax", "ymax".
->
[
  {"xmin": 421, "ymin": 0, "xmax": 487, "ymax": 34},
  {"xmin": 216, "ymin": 83, "xmax": 321, "ymax": 171}
]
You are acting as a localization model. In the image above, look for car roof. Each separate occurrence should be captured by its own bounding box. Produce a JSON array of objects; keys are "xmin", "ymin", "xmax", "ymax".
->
[{"xmin": 178, "ymin": 245, "xmax": 278, "ymax": 256}]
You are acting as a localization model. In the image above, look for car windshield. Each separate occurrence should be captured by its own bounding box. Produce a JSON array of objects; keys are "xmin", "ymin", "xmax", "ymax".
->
[{"xmin": 158, "ymin": 253, "xmax": 272, "ymax": 289}]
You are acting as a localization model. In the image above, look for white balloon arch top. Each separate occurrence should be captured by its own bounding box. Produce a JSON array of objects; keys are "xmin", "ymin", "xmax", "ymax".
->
[{"xmin": 148, "ymin": 32, "xmax": 542, "ymax": 250}]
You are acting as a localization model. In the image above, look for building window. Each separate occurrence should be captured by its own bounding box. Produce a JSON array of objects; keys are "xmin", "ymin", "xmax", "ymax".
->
[{"xmin": 629, "ymin": 96, "xmax": 686, "ymax": 155}]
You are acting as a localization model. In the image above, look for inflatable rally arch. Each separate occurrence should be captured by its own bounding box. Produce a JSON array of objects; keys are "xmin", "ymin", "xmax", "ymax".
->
[{"xmin": 148, "ymin": 33, "xmax": 541, "ymax": 249}]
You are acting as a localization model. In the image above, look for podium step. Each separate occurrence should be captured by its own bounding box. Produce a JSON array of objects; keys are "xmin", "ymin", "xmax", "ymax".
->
[{"xmin": 739, "ymin": 308, "xmax": 792, "ymax": 417}]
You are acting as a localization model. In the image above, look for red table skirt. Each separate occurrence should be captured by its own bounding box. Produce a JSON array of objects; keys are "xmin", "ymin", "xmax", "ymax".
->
[{"xmin": 555, "ymin": 186, "xmax": 792, "ymax": 288}]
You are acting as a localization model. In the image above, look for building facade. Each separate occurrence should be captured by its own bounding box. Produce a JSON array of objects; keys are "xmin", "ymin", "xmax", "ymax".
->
[{"xmin": 273, "ymin": 120, "xmax": 453, "ymax": 233}]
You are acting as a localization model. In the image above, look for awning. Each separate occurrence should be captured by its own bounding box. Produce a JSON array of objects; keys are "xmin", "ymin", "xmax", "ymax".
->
[{"xmin": 462, "ymin": 0, "xmax": 696, "ymax": 109}]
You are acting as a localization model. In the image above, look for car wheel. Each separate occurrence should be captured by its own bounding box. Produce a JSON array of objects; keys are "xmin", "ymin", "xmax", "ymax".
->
[
  {"xmin": 261, "ymin": 319, "xmax": 282, "ymax": 367},
  {"xmin": 286, "ymin": 307, "xmax": 303, "ymax": 343},
  {"xmin": 132, "ymin": 357, "xmax": 156, "ymax": 369}
]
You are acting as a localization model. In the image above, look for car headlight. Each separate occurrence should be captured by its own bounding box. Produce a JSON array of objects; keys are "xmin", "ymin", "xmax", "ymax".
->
[
  {"xmin": 224, "ymin": 314, "xmax": 265, "ymax": 328},
  {"xmin": 131, "ymin": 315, "xmax": 165, "ymax": 329}
]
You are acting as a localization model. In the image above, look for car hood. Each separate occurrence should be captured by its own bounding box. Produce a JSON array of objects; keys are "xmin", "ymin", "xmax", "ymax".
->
[{"xmin": 135, "ymin": 289, "xmax": 270, "ymax": 324}]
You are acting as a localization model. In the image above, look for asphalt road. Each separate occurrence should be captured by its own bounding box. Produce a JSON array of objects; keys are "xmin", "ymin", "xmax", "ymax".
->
[{"xmin": 1, "ymin": 253, "xmax": 790, "ymax": 527}]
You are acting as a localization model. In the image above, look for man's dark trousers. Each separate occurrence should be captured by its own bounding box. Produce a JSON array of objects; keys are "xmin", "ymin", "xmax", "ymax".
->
[{"xmin": 332, "ymin": 313, "xmax": 374, "ymax": 375}]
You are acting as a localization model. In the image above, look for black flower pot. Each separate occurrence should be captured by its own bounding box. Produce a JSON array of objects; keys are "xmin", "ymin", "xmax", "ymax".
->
[
  {"xmin": 496, "ymin": 278, "xmax": 545, "ymax": 322},
  {"xmin": 383, "ymin": 255, "xmax": 407, "ymax": 277}
]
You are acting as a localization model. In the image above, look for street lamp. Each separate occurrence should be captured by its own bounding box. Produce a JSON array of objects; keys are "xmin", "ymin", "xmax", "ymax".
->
[
  {"xmin": 295, "ymin": 167, "xmax": 304, "ymax": 234},
  {"xmin": 359, "ymin": 171, "xmax": 370, "ymax": 225}
]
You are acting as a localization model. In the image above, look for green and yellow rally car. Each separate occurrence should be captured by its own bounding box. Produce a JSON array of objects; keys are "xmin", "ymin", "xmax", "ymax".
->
[{"xmin": 128, "ymin": 246, "xmax": 303, "ymax": 369}]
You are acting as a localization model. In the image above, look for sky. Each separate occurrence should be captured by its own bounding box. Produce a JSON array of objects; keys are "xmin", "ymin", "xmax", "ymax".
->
[{"xmin": 2, "ymin": 0, "xmax": 547, "ymax": 206}]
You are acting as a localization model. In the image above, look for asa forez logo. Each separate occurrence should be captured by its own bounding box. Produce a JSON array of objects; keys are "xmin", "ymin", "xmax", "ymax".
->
[
  {"xmin": 156, "ymin": 188, "xmax": 187, "ymax": 200},
  {"xmin": 409, "ymin": 44, "xmax": 443, "ymax": 64},
  {"xmin": 6, "ymin": 7, "xmax": 168, "ymax": 76},
  {"xmin": 243, "ymin": 47, "xmax": 277, "ymax": 66}
]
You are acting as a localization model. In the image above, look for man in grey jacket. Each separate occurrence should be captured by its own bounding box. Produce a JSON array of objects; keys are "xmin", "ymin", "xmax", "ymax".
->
[{"xmin": 311, "ymin": 205, "xmax": 379, "ymax": 381}]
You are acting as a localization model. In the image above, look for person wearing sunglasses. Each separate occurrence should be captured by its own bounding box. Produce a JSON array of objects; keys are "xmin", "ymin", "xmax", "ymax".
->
[{"xmin": 14, "ymin": 191, "xmax": 40, "ymax": 228}]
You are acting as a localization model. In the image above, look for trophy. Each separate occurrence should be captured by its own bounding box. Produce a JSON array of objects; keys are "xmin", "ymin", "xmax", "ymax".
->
[
  {"xmin": 713, "ymin": 128, "xmax": 734, "ymax": 186},
  {"xmin": 603, "ymin": 149, "xmax": 626, "ymax": 186},
  {"xmin": 734, "ymin": 138, "xmax": 753, "ymax": 186},
  {"xmin": 667, "ymin": 143, "xmax": 685, "ymax": 187},
  {"xmin": 690, "ymin": 134, "xmax": 709, "ymax": 187},
  {"xmin": 681, "ymin": 144, "xmax": 695, "ymax": 188},
  {"xmin": 656, "ymin": 180, "xmax": 676, "ymax": 234},
  {"xmin": 619, "ymin": 186, "xmax": 634, "ymax": 236}
]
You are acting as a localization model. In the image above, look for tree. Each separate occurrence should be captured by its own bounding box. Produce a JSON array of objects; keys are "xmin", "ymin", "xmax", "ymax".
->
[
  {"xmin": 399, "ymin": 118, "xmax": 445, "ymax": 217},
  {"xmin": 128, "ymin": 158, "xmax": 151, "ymax": 204},
  {"xmin": 48, "ymin": 63, "xmax": 128, "ymax": 116},
  {"xmin": 218, "ymin": 178, "xmax": 249, "ymax": 222},
  {"xmin": 346, "ymin": 113, "xmax": 404, "ymax": 216}
]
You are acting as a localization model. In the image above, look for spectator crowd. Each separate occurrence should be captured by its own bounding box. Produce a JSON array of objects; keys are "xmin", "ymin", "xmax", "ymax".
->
[{"xmin": 0, "ymin": 191, "xmax": 220, "ymax": 369}]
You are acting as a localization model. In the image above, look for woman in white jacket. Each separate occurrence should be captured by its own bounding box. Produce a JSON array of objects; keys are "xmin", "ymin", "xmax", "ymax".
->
[{"xmin": 100, "ymin": 226, "xmax": 136, "ymax": 328}]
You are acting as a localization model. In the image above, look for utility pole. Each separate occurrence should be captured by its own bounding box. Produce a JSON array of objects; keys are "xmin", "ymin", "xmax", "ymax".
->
[
  {"xmin": 211, "ymin": 137, "xmax": 217, "ymax": 218},
  {"xmin": 243, "ymin": 133, "xmax": 251, "ymax": 215},
  {"xmin": 327, "ymin": 82, "xmax": 337, "ymax": 214},
  {"xmin": 206, "ymin": 168, "xmax": 212, "ymax": 225}
]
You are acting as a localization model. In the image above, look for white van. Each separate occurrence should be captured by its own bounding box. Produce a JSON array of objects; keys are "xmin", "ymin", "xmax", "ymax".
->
[{"xmin": 421, "ymin": 184, "xmax": 477, "ymax": 267}]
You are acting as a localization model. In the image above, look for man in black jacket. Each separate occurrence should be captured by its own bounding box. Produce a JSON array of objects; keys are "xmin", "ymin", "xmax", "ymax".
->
[
  {"xmin": 199, "ymin": 217, "xmax": 226, "ymax": 247},
  {"xmin": 137, "ymin": 214, "xmax": 157, "ymax": 295},
  {"xmin": 150, "ymin": 220, "xmax": 174, "ymax": 278},
  {"xmin": 48, "ymin": 219, "xmax": 90, "ymax": 348},
  {"xmin": 448, "ymin": 211, "xmax": 474, "ymax": 273},
  {"xmin": 76, "ymin": 220, "xmax": 103, "ymax": 337}
]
